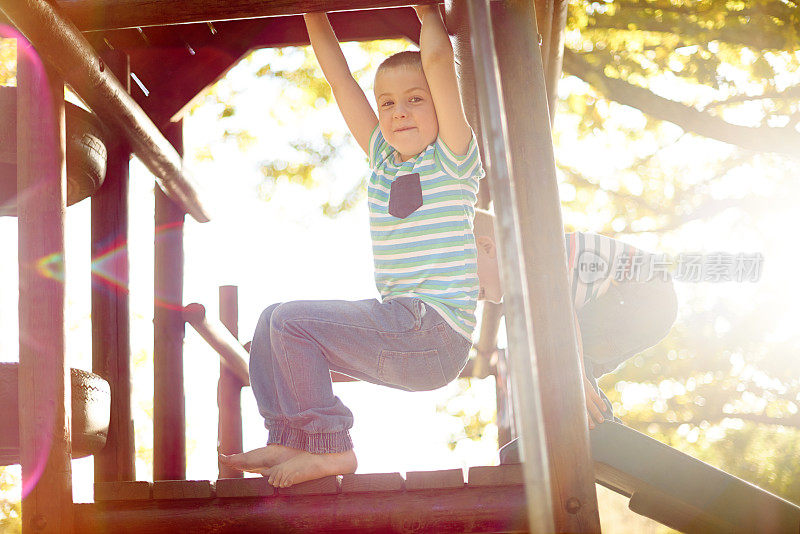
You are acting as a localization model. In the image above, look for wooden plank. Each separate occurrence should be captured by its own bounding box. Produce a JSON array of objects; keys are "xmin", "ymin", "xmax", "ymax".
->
[
  {"xmin": 218, "ymin": 286, "xmax": 244, "ymax": 479},
  {"xmin": 57, "ymin": 0, "xmax": 438, "ymax": 32},
  {"xmin": 405, "ymin": 469, "xmax": 464, "ymax": 490},
  {"xmin": 75, "ymin": 485, "xmax": 528, "ymax": 533},
  {"xmin": 183, "ymin": 303, "xmax": 249, "ymax": 386},
  {"xmin": 463, "ymin": 2, "xmax": 555, "ymax": 532},
  {"xmin": 592, "ymin": 421, "xmax": 800, "ymax": 533},
  {"xmin": 91, "ymin": 49, "xmax": 136, "ymax": 485},
  {"xmin": 468, "ymin": 465, "xmax": 524, "ymax": 487},
  {"xmin": 278, "ymin": 475, "xmax": 340, "ymax": 496},
  {"xmin": 490, "ymin": 1, "xmax": 601, "ymax": 531},
  {"xmin": 16, "ymin": 44, "xmax": 72, "ymax": 534},
  {"xmin": 153, "ymin": 480, "xmax": 213, "ymax": 500},
  {"xmin": 153, "ymin": 121, "xmax": 186, "ymax": 481},
  {"xmin": 341, "ymin": 473, "xmax": 404, "ymax": 493},
  {"xmin": 94, "ymin": 481, "xmax": 152, "ymax": 501},
  {"xmin": 215, "ymin": 477, "xmax": 274, "ymax": 498},
  {"xmin": 629, "ymin": 485, "xmax": 734, "ymax": 534}
]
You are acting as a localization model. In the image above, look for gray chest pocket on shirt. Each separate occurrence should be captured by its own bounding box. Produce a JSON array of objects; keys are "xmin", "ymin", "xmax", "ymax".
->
[
  {"xmin": 378, "ymin": 349, "xmax": 447, "ymax": 391},
  {"xmin": 388, "ymin": 172, "xmax": 423, "ymax": 219}
]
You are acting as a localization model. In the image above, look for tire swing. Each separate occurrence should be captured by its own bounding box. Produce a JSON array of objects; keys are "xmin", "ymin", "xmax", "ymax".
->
[
  {"xmin": 0, "ymin": 85, "xmax": 108, "ymax": 216},
  {"xmin": 0, "ymin": 363, "xmax": 111, "ymax": 465}
]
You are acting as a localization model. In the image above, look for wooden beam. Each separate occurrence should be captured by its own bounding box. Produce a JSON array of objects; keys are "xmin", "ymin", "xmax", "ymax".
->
[
  {"xmin": 544, "ymin": 0, "xmax": 568, "ymax": 120},
  {"xmin": 0, "ymin": 0, "xmax": 210, "ymax": 222},
  {"xmin": 74, "ymin": 485, "xmax": 527, "ymax": 533},
  {"xmin": 153, "ymin": 121, "xmax": 186, "ymax": 481},
  {"xmin": 16, "ymin": 40, "xmax": 73, "ymax": 534},
  {"xmin": 463, "ymin": 1, "xmax": 556, "ymax": 532},
  {"xmin": 91, "ymin": 49, "xmax": 136, "ymax": 484},
  {"xmin": 57, "ymin": 0, "xmax": 438, "ymax": 32},
  {"xmin": 217, "ymin": 286, "xmax": 244, "ymax": 479},
  {"xmin": 183, "ymin": 303, "xmax": 250, "ymax": 387},
  {"xmin": 490, "ymin": 0, "xmax": 602, "ymax": 529}
]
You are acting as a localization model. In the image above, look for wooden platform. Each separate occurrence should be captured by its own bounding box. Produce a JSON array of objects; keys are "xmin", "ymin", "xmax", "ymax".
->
[{"xmin": 78, "ymin": 466, "xmax": 528, "ymax": 533}]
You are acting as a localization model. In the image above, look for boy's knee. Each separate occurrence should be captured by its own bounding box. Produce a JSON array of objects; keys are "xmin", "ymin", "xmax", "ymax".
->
[
  {"xmin": 258, "ymin": 303, "xmax": 282, "ymax": 329},
  {"xmin": 269, "ymin": 301, "xmax": 302, "ymax": 335}
]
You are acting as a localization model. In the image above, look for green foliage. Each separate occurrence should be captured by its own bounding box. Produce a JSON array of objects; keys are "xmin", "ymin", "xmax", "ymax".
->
[
  {"xmin": 0, "ymin": 467, "xmax": 21, "ymax": 534},
  {"xmin": 0, "ymin": 38, "xmax": 15, "ymax": 86},
  {"xmin": 192, "ymin": 39, "xmax": 410, "ymax": 216}
]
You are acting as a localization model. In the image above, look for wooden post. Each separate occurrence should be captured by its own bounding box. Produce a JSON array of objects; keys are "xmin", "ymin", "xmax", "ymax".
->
[
  {"xmin": 544, "ymin": 0, "xmax": 568, "ymax": 121},
  {"xmin": 491, "ymin": 1, "xmax": 602, "ymax": 531},
  {"xmin": 463, "ymin": 1, "xmax": 554, "ymax": 532},
  {"xmin": 445, "ymin": 0, "xmax": 491, "ymax": 209},
  {"xmin": 16, "ymin": 39, "xmax": 72, "ymax": 534},
  {"xmin": 495, "ymin": 349, "xmax": 516, "ymax": 447},
  {"xmin": 153, "ymin": 121, "xmax": 186, "ymax": 481},
  {"xmin": 91, "ymin": 50, "xmax": 135, "ymax": 484},
  {"xmin": 218, "ymin": 285, "xmax": 244, "ymax": 479}
]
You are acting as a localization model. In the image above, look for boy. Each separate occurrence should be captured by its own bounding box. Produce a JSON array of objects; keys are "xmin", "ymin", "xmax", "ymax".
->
[
  {"xmin": 473, "ymin": 209, "xmax": 678, "ymax": 429},
  {"xmin": 220, "ymin": 7, "xmax": 484, "ymax": 487}
]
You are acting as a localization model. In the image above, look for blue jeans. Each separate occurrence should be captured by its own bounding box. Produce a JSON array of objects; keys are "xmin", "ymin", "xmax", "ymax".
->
[{"xmin": 249, "ymin": 297, "xmax": 473, "ymax": 454}]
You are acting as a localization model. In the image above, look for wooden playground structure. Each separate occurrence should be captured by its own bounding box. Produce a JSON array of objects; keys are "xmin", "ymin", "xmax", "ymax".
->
[{"xmin": 1, "ymin": 0, "xmax": 799, "ymax": 532}]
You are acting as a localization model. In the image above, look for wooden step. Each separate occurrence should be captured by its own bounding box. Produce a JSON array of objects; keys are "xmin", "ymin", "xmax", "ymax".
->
[{"xmin": 215, "ymin": 477, "xmax": 274, "ymax": 498}]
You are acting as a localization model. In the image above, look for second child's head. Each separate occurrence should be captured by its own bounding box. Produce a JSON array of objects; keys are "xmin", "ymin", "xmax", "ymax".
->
[
  {"xmin": 474, "ymin": 208, "xmax": 504, "ymax": 304},
  {"xmin": 374, "ymin": 51, "xmax": 439, "ymax": 162}
]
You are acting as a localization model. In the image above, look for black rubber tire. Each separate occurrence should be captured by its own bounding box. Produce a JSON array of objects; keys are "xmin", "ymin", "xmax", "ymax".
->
[
  {"xmin": 0, "ymin": 86, "xmax": 108, "ymax": 217},
  {"xmin": 0, "ymin": 362, "xmax": 111, "ymax": 465}
]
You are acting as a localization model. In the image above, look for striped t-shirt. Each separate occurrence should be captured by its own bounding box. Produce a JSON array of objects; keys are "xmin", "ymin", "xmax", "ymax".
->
[
  {"xmin": 368, "ymin": 125, "xmax": 484, "ymax": 340},
  {"xmin": 566, "ymin": 232, "xmax": 661, "ymax": 311}
]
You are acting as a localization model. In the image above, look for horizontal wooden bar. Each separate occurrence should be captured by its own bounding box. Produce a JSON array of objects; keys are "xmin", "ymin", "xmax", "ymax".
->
[
  {"xmin": 0, "ymin": 0, "xmax": 210, "ymax": 222},
  {"xmin": 277, "ymin": 475, "xmax": 341, "ymax": 496},
  {"xmin": 468, "ymin": 465, "xmax": 523, "ymax": 487},
  {"xmin": 215, "ymin": 477, "xmax": 274, "ymax": 498},
  {"xmin": 341, "ymin": 472, "xmax": 405, "ymax": 493},
  {"xmin": 57, "ymin": 0, "xmax": 438, "ymax": 32},
  {"xmin": 183, "ymin": 303, "xmax": 250, "ymax": 387},
  {"xmin": 153, "ymin": 480, "xmax": 213, "ymax": 500},
  {"xmin": 95, "ymin": 481, "xmax": 152, "ymax": 502},
  {"xmin": 405, "ymin": 469, "xmax": 464, "ymax": 491},
  {"xmin": 75, "ymin": 485, "xmax": 527, "ymax": 533}
]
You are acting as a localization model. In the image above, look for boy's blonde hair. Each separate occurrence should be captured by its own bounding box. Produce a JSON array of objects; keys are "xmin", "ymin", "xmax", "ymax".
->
[
  {"xmin": 376, "ymin": 51, "xmax": 423, "ymax": 78},
  {"xmin": 473, "ymin": 208, "xmax": 495, "ymax": 240}
]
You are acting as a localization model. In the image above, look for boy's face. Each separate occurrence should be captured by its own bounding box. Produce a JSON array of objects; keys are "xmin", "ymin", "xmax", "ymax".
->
[{"xmin": 374, "ymin": 66, "xmax": 439, "ymax": 161}]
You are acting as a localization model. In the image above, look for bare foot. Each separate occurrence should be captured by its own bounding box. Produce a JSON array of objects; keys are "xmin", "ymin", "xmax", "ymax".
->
[
  {"xmin": 264, "ymin": 449, "xmax": 357, "ymax": 487},
  {"xmin": 219, "ymin": 444, "xmax": 304, "ymax": 474}
]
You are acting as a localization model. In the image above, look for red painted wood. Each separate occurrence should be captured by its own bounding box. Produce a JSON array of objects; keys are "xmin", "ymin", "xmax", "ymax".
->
[
  {"xmin": 92, "ymin": 49, "xmax": 136, "ymax": 484},
  {"xmin": 341, "ymin": 473, "xmax": 405, "ymax": 493},
  {"xmin": 94, "ymin": 481, "xmax": 152, "ymax": 501},
  {"xmin": 153, "ymin": 480, "xmax": 213, "ymax": 500},
  {"xmin": 215, "ymin": 477, "xmax": 274, "ymax": 498},
  {"xmin": 153, "ymin": 121, "xmax": 187, "ymax": 481},
  {"xmin": 405, "ymin": 469, "xmax": 464, "ymax": 490},
  {"xmin": 468, "ymin": 465, "xmax": 524, "ymax": 487},
  {"xmin": 491, "ymin": 1, "xmax": 601, "ymax": 531},
  {"xmin": 57, "ymin": 0, "xmax": 438, "ymax": 31},
  {"xmin": 218, "ymin": 285, "xmax": 243, "ymax": 479},
  {"xmin": 277, "ymin": 475, "xmax": 340, "ymax": 496},
  {"xmin": 16, "ymin": 46, "xmax": 72, "ymax": 534},
  {"xmin": 74, "ymin": 485, "xmax": 527, "ymax": 532}
]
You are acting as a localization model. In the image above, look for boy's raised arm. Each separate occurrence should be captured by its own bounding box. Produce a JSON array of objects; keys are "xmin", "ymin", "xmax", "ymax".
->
[
  {"xmin": 414, "ymin": 5, "xmax": 472, "ymax": 157},
  {"xmin": 304, "ymin": 12, "xmax": 378, "ymax": 155}
]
